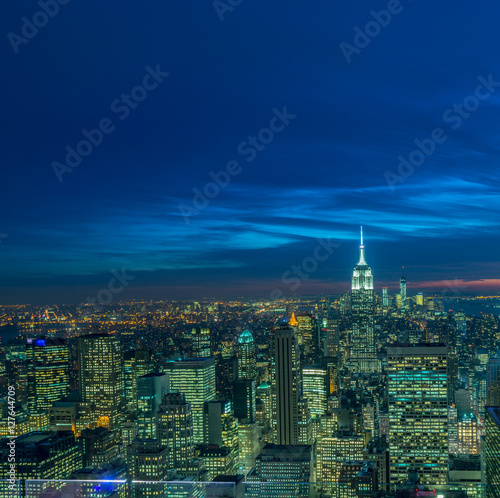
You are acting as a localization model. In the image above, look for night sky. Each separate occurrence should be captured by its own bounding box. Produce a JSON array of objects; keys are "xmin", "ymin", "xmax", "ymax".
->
[{"xmin": 2, "ymin": 1, "xmax": 500, "ymax": 304}]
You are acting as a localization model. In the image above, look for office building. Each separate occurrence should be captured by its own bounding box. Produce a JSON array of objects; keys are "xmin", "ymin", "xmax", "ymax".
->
[
  {"xmin": 137, "ymin": 372, "xmax": 169, "ymax": 439},
  {"xmin": 246, "ymin": 444, "xmax": 313, "ymax": 497},
  {"xmin": 237, "ymin": 329, "xmax": 257, "ymax": 381},
  {"xmin": 400, "ymin": 268, "xmax": 407, "ymax": 314},
  {"xmin": 26, "ymin": 337, "xmax": 70, "ymax": 415},
  {"xmin": 487, "ymin": 358, "xmax": 500, "ymax": 406},
  {"xmin": 485, "ymin": 407, "xmax": 500, "ymax": 496},
  {"xmin": 0, "ymin": 431, "xmax": 81, "ymax": 481},
  {"xmin": 272, "ymin": 325, "xmax": 300, "ymax": 445},
  {"xmin": 78, "ymin": 333, "xmax": 123, "ymax": 430},
  {"xmin": 303, "ymin": 365, "xmax": 327, "ymax": 417},
  {"xmin": 165, "ymin": 357, "xmax": 216, "ymax": 444},
  {"xmin": 157, "ymin": 391, "xmax": 195, "ymax": 471},
  {"xmin": 233, "ymin": 379, "xmax": 256, "ymax": 422},
  {"xmin": 123, "ymin": 349, "xmax": 153, "ymax": 414},
  {"xmin": 192, "ymin": 327, "xmax": 211, "ymax": 358},
  {"xmin": 80, "ymin": 426, "xmax": 119, "ymax": 467},
  {"xmin": 388, "ymin": 344, "xmax": 448, "ymax": 484}
]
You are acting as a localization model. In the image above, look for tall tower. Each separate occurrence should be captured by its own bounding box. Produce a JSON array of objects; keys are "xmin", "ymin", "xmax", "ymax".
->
[
  {"xmin": 164, "ymin": 357, "xmax": 216, "ymax": 444},
  {"xmin": 387, "ymin": 344, "xmax": 448, "ymax": 484},
  {"xmin": 400, "ymin": 267, "xmax": 407, "ymax": 314},
  {"xmin": 26, "ymin": 337, "xmax": 70, "ymax": 415},
  {"xmin": 157, "ymin": 391, "xmax": 195, "ymax": 471},
  {"xmin": 351, "ymin": 224, "xmax": 377, "ymax": 374},
  {"xmin": 192, "ymin": 327, "xmax": 211, "ymax": 358},
  {"xmin": 237, "ymin": 329, "xmax": 257, "ymax": 380},
  {"xmin": 78, "ymin": 333, "xmax": 123, "ymax": 430},
  {"xmin": 137, "ymin": 372, "xmax": 170, "ymax": 439},
  {"xmin": 382, "ymin": 287, "xmax": 389, "ymax": 307},
  {"xmin": 272, "ymin": 324, "xmax": 300, "ymax": 445}
]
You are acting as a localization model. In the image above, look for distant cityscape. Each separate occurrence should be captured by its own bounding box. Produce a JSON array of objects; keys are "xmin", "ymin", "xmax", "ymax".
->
[{"xmin": 1, "ymin": 228, "xmax": 500, "ymax": 497}]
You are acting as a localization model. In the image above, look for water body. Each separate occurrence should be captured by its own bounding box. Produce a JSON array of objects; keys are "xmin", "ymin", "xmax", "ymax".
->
[{"xmin": 441, "ymin": 298, "xmax": 500, "ymax": 316}]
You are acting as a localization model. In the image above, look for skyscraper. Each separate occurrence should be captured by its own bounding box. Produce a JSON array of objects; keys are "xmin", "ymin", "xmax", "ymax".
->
[
  {"xmin": 272, "ymin": 325, "xmax": 300, "ymax": 445},
  {"xmin": 302, "ymin": 366, "xmax": 327, "ymax": 417},
  {"xmin": 351, "ymin": 224, "xmax": 377, "ymax": 374},
  {"xmin": 237, "ymin": 329, "xmax": 257, "ymax": 380},
  {"xmin": 124, "ymin": 349, "xmax": 153, "ymax": 414},
  {"xmin": 382, "ymin": 287, "xmax": 389, "ymax": 307},
  {"xmin": 485, "ymin": 406, "xmax": 500, "ymax": 497},
  {"xmin": 26, "ymin": 337, "xmax": 70, "ymax": 415},
  {"xmin": 165, "ymin": 357, "xmax": 216, "ymax": 444},
  {"xmin": 387, "ymin": 344, "xmax": 448, "ymax": 484},
  {"xmin": 78, "ymin": 333, "xmax": 123, "ymax": 430},
  {"xmin": 400, "ymin": 267, "xmax": 407, "ymax": 314},
  {"xmin": 137, "ymin": 372, "xmax": 170, "ymax": 439},
  {"xmin": 487, "ymin": 358, "xmax": 500, "ymax": 406},
  {"xmin": 157, "ymin": 391, "xmax": 195, "ymax": 471},
  {"xmin": 192, "ymin": 327, "xmax": 211, "ymax": 358}
]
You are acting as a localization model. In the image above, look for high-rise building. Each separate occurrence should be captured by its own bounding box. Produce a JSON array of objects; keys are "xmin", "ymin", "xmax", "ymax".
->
[
  {"xmin": 317, "ymin": 432, "xmax": 364, "ymax": 495},
  {"xmin": 0, "ymin": 431, "xmax": 82, "ymax": 482},
  {"xmin": 246, "ymin": 444, "xmax": 313, "ymax": 497},
  {"xmin": 339, "ymin": 461, "xmax": 378, "ymax": 498},
  {"xmin": 26, "ymin": 337, "xmax": 70, "ymax": 414},
  {"xmin": 296, "ymin": 313, "xmax": 317, "ymax": 361},
  {"xmin": 382, "ymin": 287, "xmax": 389, "ymax": 307},
  {"xmin": 78, "ymin": 333, "xmax": 123, "ymax": 430},
  {"xmin": 192, "ymin": 327, "xmax": 211, "ymax": 358},
  {"xmin": 157, "ymin": 391, "xmax": 195, "ymax": 471},
  {"xmin": 482, "ymin": 314, "xmax": 498, "ymax": 354},
  {"xmin": 351, "ymin": 225, "xmax": 378, "ymax": 374},
  {"xmin": 387, "ymin": 344, "xmax": 448, "ymax": 484},
  {"xmin": 127, "ymin": 438, "xmax": 169, "ymax": 494},
  {"xmin": 485, "ymin": 407, "xmax": 500, "ymax": 497},
  {"xmin": 165, "ymin": 357, "xmax": 216, "ymax": 444},
  {"xmin": 416, "ymin": 292, "xmax": 424, "ymax": 306},
  {"xmin": 233, "ymin": 379, "xmax": 256, "ymax": 422},
  {"xmin": 123, "ymin": 349, "xmax": 153, "ymax": 414},
  {"xmin": 457, "ymin": 413, "xmax": 480, "ymax": 455},
  {"xmin": 137, "ymin": 372, "xmax": 170, "ymax": 439},
  {"xmin": 302, "ymin": 366, "xmax": 327, "ymax": 417},
  {"xmin": 272, "ymin": 325, "xmax": 300, "ymax": 445},
  {"xmin": 80, "ymin": 426, "xmax": 119, "ymax": 467},
  {"xmin": 237, "ymin": 329, "xmax": 257, "ymax": 381},
  {"xmin": 400, "ymin": 267, "xmax": 407, "ymax": 314},
  {"xmin": 487, "ymin": 358, "xmax": 500, "ymax": 406},
  {"xmin": 237, "ymin": 421, "xmax": 261, "ymax": 476},
  {"xmin": 322, "ymin": 318, "xmax": 339, "ymax": 358}
]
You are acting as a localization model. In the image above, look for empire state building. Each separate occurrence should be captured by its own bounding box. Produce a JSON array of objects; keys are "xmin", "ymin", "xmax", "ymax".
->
[{"xmin": 350, "ymin": 225, "xmax": 378, "ymax": 374}]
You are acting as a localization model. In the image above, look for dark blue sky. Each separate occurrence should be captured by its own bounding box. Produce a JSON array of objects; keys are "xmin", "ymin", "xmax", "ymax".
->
[{"xmin": 2, "ymin": 0, "xmax": 500, "ymax": 304}]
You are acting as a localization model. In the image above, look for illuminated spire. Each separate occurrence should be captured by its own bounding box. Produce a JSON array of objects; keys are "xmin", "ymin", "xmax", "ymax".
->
[
  {"xmin": 289, "ymin": 312, "xmax": 298, "ymax": 327},
  {"xmin": 357, "ymin": 223, "xmax": 367, "ymax": 266}
]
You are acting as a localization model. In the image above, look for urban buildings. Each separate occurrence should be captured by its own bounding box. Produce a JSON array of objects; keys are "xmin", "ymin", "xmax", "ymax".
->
[
  {"xmin": 387, "ymin": 344, "xmax": 449, "ymax": 484},
  {"xmin": 165, "ymin": 357, "xmax": 216, "ymax": 444},
  {"xmin": 78, "ymin": 333, "xmax": 124, "ymax": 430},
  {"xmin": 26, "ymin": 337, "xmax": 69, "ymax": 415},
  {"xmin": 351, "ymin": 225, "xmax": 378, "ymax": 374},
  {"xmin": 272, "ymin": 324, "xmax": 300, "ymax": 445}
]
